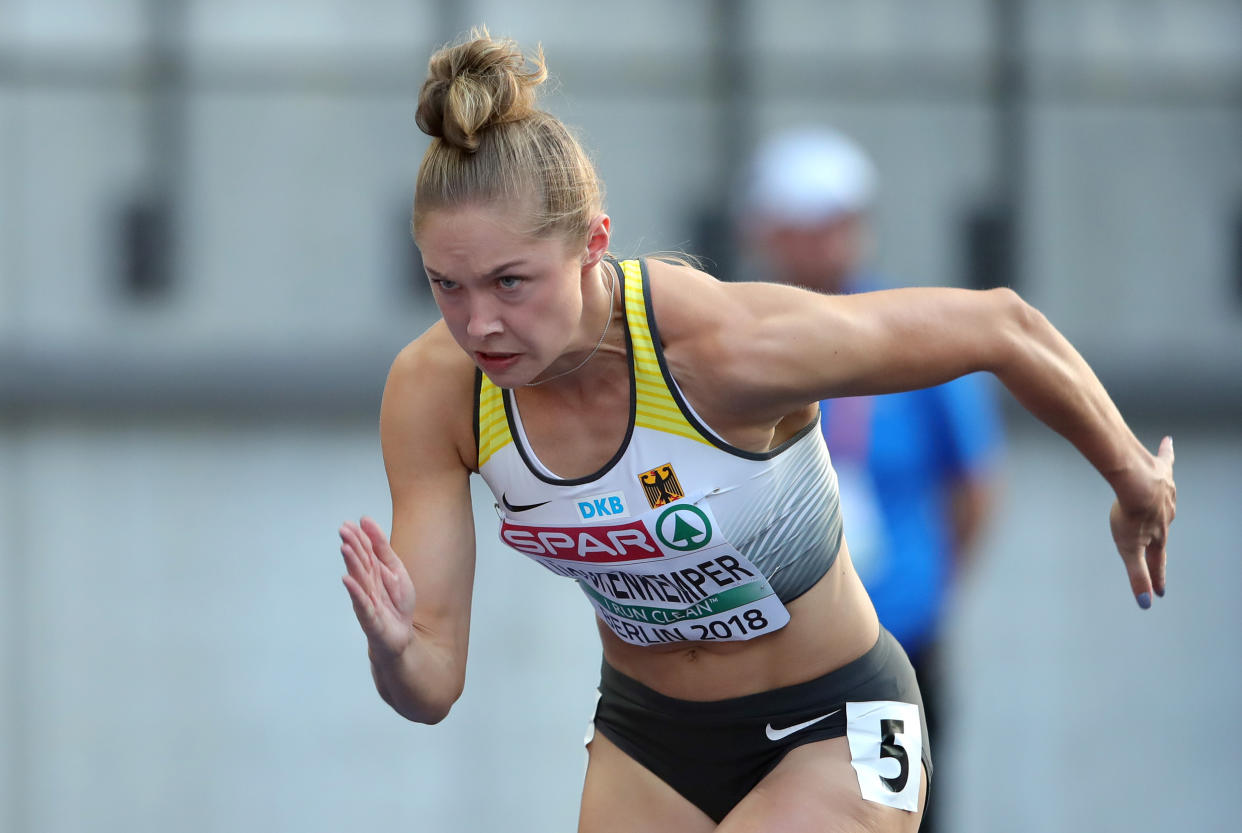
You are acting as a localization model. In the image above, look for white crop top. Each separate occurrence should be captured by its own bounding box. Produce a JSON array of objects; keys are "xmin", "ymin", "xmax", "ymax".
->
[{"xmin": 474, "ymin": 258, "xmax": 843, "ymax": 646}]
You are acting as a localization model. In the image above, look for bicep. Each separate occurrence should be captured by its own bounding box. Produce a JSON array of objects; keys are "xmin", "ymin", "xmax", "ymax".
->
[{"xmin": 724, "ymin": 283, "xmax": 1023, "ymax": 408}]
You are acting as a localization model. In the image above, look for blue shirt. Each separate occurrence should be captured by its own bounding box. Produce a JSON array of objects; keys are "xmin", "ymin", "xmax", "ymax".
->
[{"xmin": 820, "ymin": 280, "xmax": 1003, "ymax": 654}]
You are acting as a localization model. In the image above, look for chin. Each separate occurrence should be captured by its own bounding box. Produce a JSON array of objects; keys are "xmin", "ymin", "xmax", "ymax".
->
[{"xmin": 478, "ymin": 361, "xmax": 538, "ymax": 389}]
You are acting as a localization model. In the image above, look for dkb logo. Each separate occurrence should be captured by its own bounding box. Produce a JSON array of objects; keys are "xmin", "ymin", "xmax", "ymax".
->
[{"xmin": 577, "ymin": 491, "xmax": 628, "ymax": 522}]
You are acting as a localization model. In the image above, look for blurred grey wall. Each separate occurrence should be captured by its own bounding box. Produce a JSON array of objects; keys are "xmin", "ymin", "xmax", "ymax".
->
[{"xmin": 1, "ymin": 1, "xmax": 1239, "ymax": 831}]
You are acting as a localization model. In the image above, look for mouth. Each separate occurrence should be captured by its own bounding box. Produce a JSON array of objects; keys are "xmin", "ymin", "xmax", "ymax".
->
[{"xmin": 475, "ymin": 351, "xmax": 521, "ymax": 371}]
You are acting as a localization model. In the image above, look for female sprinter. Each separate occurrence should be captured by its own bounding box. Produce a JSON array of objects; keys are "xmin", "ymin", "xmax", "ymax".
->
[{"xmin": 338, "ymin": 29, "xmax": 1176, "ymax": 833}]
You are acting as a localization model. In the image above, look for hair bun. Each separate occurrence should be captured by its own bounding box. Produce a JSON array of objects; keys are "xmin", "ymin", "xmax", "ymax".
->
[{"xmin": 416, "ymin": 27, "xmax": 548, "ymax": 153}]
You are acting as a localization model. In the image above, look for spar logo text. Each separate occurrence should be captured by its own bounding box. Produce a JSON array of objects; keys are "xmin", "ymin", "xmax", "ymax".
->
[{"xmin": 500, "ymin": 518, "xmax": 662, "ymax": 562}]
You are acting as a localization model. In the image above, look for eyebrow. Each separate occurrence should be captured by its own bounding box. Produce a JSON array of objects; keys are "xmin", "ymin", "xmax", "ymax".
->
[{"xmin": 425, "ymin": 259, "xmax": 529, "ymax": 281}]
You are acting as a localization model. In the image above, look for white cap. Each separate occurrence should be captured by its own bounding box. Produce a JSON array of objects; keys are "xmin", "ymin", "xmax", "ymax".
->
[{"xmin": 745, "ymin": 127, "xmax": 876, "ymax": 225}]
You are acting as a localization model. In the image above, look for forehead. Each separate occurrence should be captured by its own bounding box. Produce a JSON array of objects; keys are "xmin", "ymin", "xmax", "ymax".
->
[{"xmin": 417, "ymin": 203, "xmax": 571, "ymax": 277}]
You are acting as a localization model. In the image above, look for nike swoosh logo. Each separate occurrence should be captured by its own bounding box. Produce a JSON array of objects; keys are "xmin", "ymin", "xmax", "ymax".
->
[
  {"xmin": 501, "ymin": 493, "xmax": 550, "ymax": 513},
  {"xmin": 764, "ymin": 709, "xmax": 842, "ymax": 742}
]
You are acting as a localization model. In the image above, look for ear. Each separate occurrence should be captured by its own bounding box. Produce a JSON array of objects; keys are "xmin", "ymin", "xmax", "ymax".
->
[{"xmin": 579, "ymin": 213, "xmax": 612, "ymax": 273}]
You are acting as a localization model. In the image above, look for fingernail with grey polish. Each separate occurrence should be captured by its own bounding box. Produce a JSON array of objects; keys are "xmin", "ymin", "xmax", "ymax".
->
[{"xmin": 1137, "ymin": 592, "xmax": 1152, "ymax": 610}]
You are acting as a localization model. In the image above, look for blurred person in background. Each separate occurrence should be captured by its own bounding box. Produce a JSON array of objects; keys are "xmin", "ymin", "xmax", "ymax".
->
[
  {"xmin": 742, "ymin": 127, "xmax": 1005, "ymax": 832},
  {"xmin": 340, "ymin": 30, "xmax": 1175, "ymax": 833}
]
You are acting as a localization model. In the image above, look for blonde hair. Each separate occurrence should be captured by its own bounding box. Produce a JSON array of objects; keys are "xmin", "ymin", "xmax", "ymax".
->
[{"xmin": 412, "ymin": 27, "xmax": 604, "ymax": 244}]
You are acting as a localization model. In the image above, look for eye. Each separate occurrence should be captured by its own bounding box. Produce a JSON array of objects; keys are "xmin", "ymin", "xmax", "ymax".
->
[
  {"xmin": 431, "ymin": 278, "xmax": 459, "ymax": 292},
  {"xmin": 497, "ymin": 275, "xmax": 524, "ymax": 290}
]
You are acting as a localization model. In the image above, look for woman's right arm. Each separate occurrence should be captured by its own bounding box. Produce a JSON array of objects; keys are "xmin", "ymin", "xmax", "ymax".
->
[{"xmin": 340, "ymin": 332, "xmax": 478, "ymax": 724}]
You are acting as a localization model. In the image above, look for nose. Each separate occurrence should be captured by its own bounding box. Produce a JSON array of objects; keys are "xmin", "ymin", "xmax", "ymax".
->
[{"xmin": 465, "ymin": 295, "xmax": 504, "ymax": 340}]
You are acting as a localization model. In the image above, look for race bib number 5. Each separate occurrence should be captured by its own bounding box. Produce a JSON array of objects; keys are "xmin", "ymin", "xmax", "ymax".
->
[{"xmin": 845, "ymin": 700, "xmax": 923, "ymax": 811}]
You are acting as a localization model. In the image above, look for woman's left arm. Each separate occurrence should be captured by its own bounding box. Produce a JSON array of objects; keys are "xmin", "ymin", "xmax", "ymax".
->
[
  {"xmin": 709, "ymin": 280, "xmax": 1176, "ymax": 607},
  {"xmin": 983, "ymin": 289, "xmax": 1175, "ymax": 608}
]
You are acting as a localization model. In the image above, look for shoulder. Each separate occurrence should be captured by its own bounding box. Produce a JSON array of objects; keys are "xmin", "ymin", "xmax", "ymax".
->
[
  {"xmin": 643, "ymin": 257, "xmax": 738, "ymax": 373},
  {"xmin": 642, "ymin": 256, "xmax": 793, "ymax": 351},
  {"xmin": 382, "ymin": 320, "xmax": 478, "ymax": 472},
  {"xmin": 643, "ymin": 256, "xmax": 823, "ymax": 389},
  {"xmin": 387, "ymin": 319, "xmax": 475, "ymax": 390}
]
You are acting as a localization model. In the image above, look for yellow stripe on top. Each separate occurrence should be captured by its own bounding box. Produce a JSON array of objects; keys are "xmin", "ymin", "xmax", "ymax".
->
[
  {"xmin": 621, "ymin": 259, "xmax": 713, "ymax": 447},
  {"xmin": 477, "ymin": 376, "xmax": 511, "ymax": 468}
]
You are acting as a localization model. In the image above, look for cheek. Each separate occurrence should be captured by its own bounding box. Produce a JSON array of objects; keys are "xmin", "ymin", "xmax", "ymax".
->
[
  {"xmin": 519, "ymin": 282, "xmax": 575, "ymax": 332},
  {"xmin": 431, "ymin": 295, "xmax": 459, "ymax": 324},
  {"xmin": 504, "ymin": 305, "xmax": 553, "ymax": 348},
  {"xmin": 433, "ymin": 299, "xmax": 475, "ymax": 346}
]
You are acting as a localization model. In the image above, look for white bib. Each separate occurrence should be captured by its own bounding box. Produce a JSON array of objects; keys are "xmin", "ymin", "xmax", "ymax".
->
[{"xmin": 500, "ymin": 494, "xmax": 791, "ymax": 645}]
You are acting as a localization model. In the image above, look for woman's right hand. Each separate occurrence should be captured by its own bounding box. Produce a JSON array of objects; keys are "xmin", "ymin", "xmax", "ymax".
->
[{"xmin": 340, "ymin": 517, "xmax": 418, "ymax": 661}]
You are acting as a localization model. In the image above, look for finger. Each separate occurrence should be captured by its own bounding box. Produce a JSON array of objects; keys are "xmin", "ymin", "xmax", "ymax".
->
[
  {"xmin": 359, "ymin": 517, "xmax": 408, "ymax": 590},
  {"xmin": 378, "ymin": 555, "xmax": 413, "ymax": 614},
  {"xmin": 341, "ymin": 549, "xmax": 376, "ymax": 609},
  {"xmin": 350, "ymin": 561, "xmax": 401, "ymax": 631},
  {"xmin": 339, "ymin": 520, "xmax": 368, "ymax": 556},
  {"xmin": 1146, "ymin": 535, "xmax": 1168, "ymax": 598},
  {"xmin": 359, "ymin": 516, "xmax": 392, "ymax": 561},
  {"xmin": 367, "ymin": 539, "xmax": 395, "ymax": 586},
  {"xmin": 339, "ymin": 520, "xmax": 364, "ymax": 547},
  {"xmin": 341, "ymin": 521, "xmax": 374, "ymax": 563},
  {"xmin": 352, "ymin": 516, "xmax": 382, "ymax": 560},
  {"xmin": 1157, "ymin": 435, "xmax": 1174, "ymax": 466},
  {"xmin": 340, "ymin": 534, "xmax": 379, "ymax": 599},
  {"xmin": 339, "ymin": 534, "xmax": 370, "ymax": 582},
  {"xmin": 1123, "ymin": 544, "xmax": 1154, "ymax": 610},
  {"xmin": 343, "ymin": 519, "xmax": 378, "ymax": 566},
  {"xmin": 345, "ymin": 565, "xmax": 405, "ymax": 637},
  {"xmin": 363, "ymin": 516, "xmax": 406, "ymax": 576},
  {"xmin": 364, "ymin": 532, "xmax": 401, "ymax": 586},
  {"xmin": 342, "ymin": 574, "xmax": 380, "ymax": 633},
  {"xmin": 365, "ymin": 543, "xmax": 398, "ymax": 600}
]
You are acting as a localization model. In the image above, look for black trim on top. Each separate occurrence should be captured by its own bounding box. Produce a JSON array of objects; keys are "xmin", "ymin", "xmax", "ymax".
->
[
  {"xmin": 472, "ymin": 367, "xmax": 483, "ymax": 468},
  {"xmin": 502, "ymin": 256, "xmax": 638, "ymax": 486},
  {"xmin": 640, "ymin": 257, "xmax": 819, "ymax": 460}
]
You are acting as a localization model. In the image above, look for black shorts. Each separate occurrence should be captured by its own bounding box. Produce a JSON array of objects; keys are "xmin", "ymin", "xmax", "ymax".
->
[{"xmin": 589, "ymin": 628, "xmax": 932, "ymax": 823}]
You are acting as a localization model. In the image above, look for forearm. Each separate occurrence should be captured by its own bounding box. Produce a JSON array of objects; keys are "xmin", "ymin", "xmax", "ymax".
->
[
  {"xmin": 994, "ymin": 293, "xmax": 1152, "ymax": 503},
  {"xmin": 367, "ymin": 628, "xmax": 465, "ymax": 724}
]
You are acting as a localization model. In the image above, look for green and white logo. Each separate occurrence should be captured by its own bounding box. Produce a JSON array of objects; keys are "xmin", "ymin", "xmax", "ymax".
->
[{"xmin": 655, "ymin": 504, "xmax": 712, "ymax": 551}]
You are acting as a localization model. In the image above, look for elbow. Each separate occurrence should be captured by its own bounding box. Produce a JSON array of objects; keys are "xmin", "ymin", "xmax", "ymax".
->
[
  {"xmin": 995, "ymin": 286, "xmax": 1045, "ymax": 331},
  {"xmin": 410, "ymin": 705, "xmax": 452, "ymax": 726},
  {"xmin": 414, "ymin": 685, "xmax": 464, "ymax": 725},
  {"xmin": 371, "ymin": 629, "xmax": 469, "ymax": 725},
  {"xmin": 373, "ymin": 661, "xmax": 465, "ymax": 725},
  {"xmin": 400, "ymin": 678, "xmax": 466, "ymax": 726},
  {"xmin": 390, "ymin": 695, "xmax": 456, "ymax": 726},
  {"xmin": 988, "ymin": 286, "xmax": 1048, "ymax": 371}
]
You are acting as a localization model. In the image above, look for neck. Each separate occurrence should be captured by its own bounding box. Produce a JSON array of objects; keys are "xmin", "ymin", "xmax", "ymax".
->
[{"xmin": 523, "ymin": 261, "xmax": 618, "ymax": 388}]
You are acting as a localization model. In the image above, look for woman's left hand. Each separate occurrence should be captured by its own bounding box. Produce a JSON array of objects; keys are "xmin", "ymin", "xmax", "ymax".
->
[{"xmin": 1109, "ymin": 436, "xmax": 1177, "ymax": 609}]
